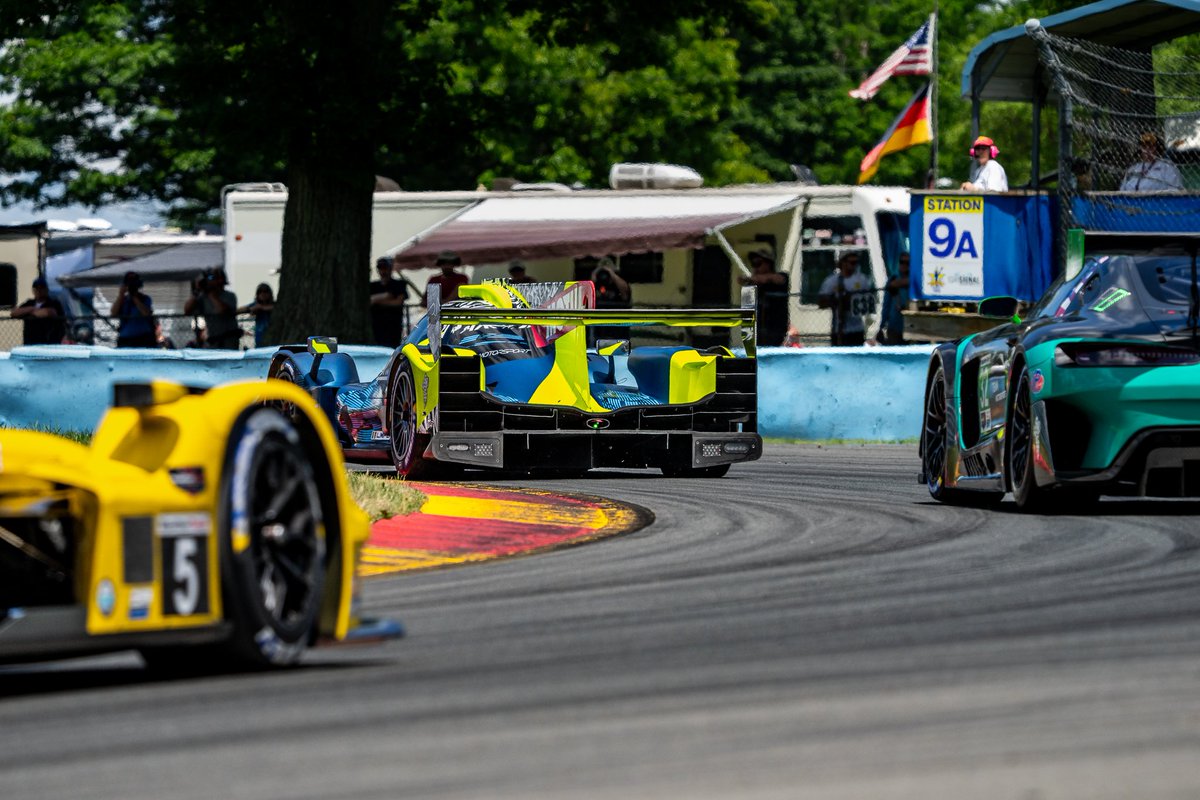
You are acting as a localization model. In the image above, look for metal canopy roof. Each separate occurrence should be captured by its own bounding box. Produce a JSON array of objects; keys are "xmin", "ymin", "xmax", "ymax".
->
[
  {"xmin": 962, "ymin": 0, "xmax": 1200, "ymax": 102},
  {"xmin": 59, "ymin": 241, "xmax": 223, "ymax": 287}
]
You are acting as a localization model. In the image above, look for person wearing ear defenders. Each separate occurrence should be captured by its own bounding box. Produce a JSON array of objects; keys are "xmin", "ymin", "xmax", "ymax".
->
[{"xmin": 960, "ymin": 135, "xmax": 1008, "ymax": 192}]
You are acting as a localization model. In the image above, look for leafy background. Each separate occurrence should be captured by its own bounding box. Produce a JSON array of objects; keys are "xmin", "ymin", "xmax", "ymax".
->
[{"xmin": 1, "ymin": 0, "xmax": 1189, "ymax": 341}]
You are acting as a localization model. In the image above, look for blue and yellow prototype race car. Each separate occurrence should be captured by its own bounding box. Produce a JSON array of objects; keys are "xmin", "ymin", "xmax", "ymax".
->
[
  {"xmin": 920, "ymin": 232, "xmax": 1200, "ymax": 510},
  {"xmin": 268, "ymin": 280, "xmax": 762, "ymax": 478},
  {"xmin": 0, "ymin": 380, "xmax": 399, "ymax": 669}
]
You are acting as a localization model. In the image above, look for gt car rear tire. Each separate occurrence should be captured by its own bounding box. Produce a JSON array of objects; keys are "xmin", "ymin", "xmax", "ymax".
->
[
  {"xmin": 1007, "ymin": 364, "xmax": 1053, "ymax": 513},
  {"xmin": 922, "ymin": 364, "xmax": 1003, "ymax": 507},
  {"xmin": 388, "ymin": 362, "xmax": 436, "ymax": 480},
  {"xmin": 219, "ymin": 406, "xmax": 326, "ymax": 667},
  {"xmin": 660, "ymin": 463, "xmax": 731, "ymax": 478}
]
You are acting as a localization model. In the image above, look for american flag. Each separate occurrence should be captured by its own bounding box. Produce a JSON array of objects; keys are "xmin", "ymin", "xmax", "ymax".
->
[{"xmin": 849, "ymin": 16, "xmax": 934, "ymax": 101}]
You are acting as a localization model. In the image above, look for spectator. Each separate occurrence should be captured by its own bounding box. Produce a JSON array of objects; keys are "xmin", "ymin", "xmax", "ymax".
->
[
  {"xmin": 591, "ymin": 257, "xmax": 630, "ymax": 308},
  {"xmin": 507, "ymin": 260, "xmax": 536, "ymax": 284},
  {"xmin": 1120, "ymin": 132, "xmax": 1183, "ymax": 192},
  {"xmin": 591, "ymin": 257, "xmax": 631, "ymax": 343},
  {"xmin": 960, "ymin": 135, "xmax": 1008, "ymax": 192},
  {"xmin": 877, "ymin": 252, "xmax": 911, "ymax": 345},
  {"xmin": 818, "ymin": 252, "xmax": 873, "ymax": 346},
  {"xmin": 238, "ymin": 282, "xmax": 275, "ymax": 348},
  {"xmin": 185, "ymin": 268, "xmax": 239, "ymax": 349},
  {"xmin": 369, "ymin": 258, "xmax": 409, "ymax": 347},
  {"xmin": 11, "ymin": 276, "xmax": 65, "ymax": 345},
  {"xmin": 426, "ymin": 251, "xmax": 469, "ymax": 302},
  {"xmin": 738, "ymin": 246, "xmax": 790, "ymax": 346},
  {"xmin": 112, "ymin": 271, "xmax": 156, "ymax": 348}
]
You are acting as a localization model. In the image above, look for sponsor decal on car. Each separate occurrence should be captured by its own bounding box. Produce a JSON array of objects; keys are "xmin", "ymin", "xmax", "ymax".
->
[
  {"xmin": 1031, "ymin": 369, "xmax": 1045, "ymax": 394},
  {"xmin": 129, "ymin": 587, "xmax": 154, "ymax": 620}
]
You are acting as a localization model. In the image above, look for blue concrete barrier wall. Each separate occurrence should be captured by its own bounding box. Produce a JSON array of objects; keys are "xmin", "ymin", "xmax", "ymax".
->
[
  {"xmin": 757, "ymin": 345, "xmax": 934, "ymax": 441},
  {"xmin": 0, "ymin": 345, "xmax": 394, "ymax": 433},
  {"xmin": 1, "ymin": 344, "xmax": 933, "ymax": 440}
]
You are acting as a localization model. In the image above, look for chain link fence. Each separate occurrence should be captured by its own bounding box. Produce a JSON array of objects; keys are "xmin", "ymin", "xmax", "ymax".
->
[
  {"xmin": 3, "ymin": 290, "xmax": 906, "ymax": 351},
  {"xmin": 1029, "ymin": 24, "xmax": 1200, "ymax": 233}
]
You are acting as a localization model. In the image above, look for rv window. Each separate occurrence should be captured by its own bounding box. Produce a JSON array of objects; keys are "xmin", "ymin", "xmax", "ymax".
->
[
  {"xmin": 802, "ymin": 216, "xmax": 863, "ymax": 246},
  {"xmin": 0, "ymin": 263, "xmax": 16, "ymax": 307},
  {"xmin": 798, "ymin": 246, "xmax": 869, "ymax": 305},
  {"xmin": 574, "ymin": 253, "xmax": 663, "ymax": 284}
]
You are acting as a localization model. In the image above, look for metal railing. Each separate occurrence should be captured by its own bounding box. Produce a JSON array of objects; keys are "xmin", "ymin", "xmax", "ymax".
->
[{"xmin": 2, "ymin": 292, "xmax": 917, "ymax": 352}]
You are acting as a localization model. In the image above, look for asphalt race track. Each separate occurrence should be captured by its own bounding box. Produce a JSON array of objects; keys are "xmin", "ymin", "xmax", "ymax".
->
[{"xmin": 3, "ymin": 443, "xmax": 1200, "ymax": 799}]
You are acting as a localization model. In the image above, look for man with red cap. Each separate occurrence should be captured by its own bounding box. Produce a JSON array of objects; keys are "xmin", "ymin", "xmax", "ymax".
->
[{"xmin": 960, "ymin": 135, "xmax": 1008, "ymax": 192}]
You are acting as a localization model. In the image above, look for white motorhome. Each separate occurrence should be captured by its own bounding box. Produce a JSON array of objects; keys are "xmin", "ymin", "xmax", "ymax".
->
[{"xmin": 222, "ymin": 183, "xmax": 910, "ymax": 340}]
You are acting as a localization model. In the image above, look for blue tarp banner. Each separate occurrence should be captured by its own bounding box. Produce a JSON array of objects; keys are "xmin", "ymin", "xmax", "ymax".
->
[
  {"xmin": 909, "ymin": 193, "xmax": 1057, "ymax": 302},
  {"xmin": 45, "ymin": 246, "xmax": 94, "ymax": 289},
  {"xmin": 1071, "ymin": 195, "xmax": 1200, "ymax": 232}
]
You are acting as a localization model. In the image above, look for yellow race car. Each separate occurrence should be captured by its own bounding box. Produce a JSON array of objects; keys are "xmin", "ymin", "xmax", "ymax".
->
[{"xmin": 0, "ymin": 379, "xmax": 400, "ymax": 669}]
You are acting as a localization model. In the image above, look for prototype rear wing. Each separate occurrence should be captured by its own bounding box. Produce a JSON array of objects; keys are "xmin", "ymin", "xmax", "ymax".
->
[{"xmin": 426, "ymin": 283, "xmax": 757, "ymax": 358}]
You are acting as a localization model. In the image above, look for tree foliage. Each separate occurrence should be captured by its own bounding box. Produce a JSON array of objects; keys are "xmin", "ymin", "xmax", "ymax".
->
[{"xmin": 0, "ymin": 0, "xmax": 1102, "ymax": 340}]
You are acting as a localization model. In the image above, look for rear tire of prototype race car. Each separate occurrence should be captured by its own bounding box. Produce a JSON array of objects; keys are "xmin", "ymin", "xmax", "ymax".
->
[
  {"xmin": 1007, "ymin": 365, "xmax": 1053, "ymax": 513},
  {"xmin": 219, "ymin": 406, "xmax": 326, "ymax": 666},
  {"xmin": 388, "ymin": 361, "xmax": 436, "ymax": 480},
  {"xmin": 922, "ymin": 365, "xmax": 1003, "ymax": 507},
  {"xmin": 660, "ymin": 463, "xmax": 731, "ymax": 478},
  {"xmin": 267, "ymin": 359, "xmax": 304, "ymax": 421}
]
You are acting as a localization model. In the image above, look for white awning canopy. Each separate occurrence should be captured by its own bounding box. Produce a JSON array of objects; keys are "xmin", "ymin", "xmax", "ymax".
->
[{"xmin": 389, "ymin": 191, "xmax": 803, "ymax": 269}]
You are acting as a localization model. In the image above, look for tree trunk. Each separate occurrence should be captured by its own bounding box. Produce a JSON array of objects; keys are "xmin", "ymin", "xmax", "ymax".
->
[
  {"xmin": 263, "ymin": 1, "xmax": 385, "ymax": 347},
  {"xmin": 270, "ymin": 167, "xmax": 375, "ymax": 345}
]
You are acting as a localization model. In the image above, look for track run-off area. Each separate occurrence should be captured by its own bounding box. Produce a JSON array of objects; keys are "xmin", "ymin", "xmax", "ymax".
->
[{"xmin": 3, "ymin": 443, "xmax": 1200, "ymax": 799}]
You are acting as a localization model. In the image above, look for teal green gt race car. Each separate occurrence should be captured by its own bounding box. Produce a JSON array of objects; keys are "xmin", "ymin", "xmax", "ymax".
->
[{"xmin": 920, "ymin": 232, "xmax": 1200, "ymax": 510}]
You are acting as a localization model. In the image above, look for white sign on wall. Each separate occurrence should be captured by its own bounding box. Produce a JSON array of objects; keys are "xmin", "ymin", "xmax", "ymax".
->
[{"xmin": 922, "ymin": 195, "xmax": 985, "ymax": 298}]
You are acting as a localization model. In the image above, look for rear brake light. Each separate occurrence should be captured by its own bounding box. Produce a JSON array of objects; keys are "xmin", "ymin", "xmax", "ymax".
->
[{"xmin": 1055, "ymin": 343, "xmax": 1200, "ymax": 367}]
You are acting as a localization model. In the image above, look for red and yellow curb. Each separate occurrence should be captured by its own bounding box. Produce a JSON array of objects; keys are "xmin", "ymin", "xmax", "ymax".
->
[{"xmin": 360, "ymin": 483, "xmax": 651, "ymax": 576}]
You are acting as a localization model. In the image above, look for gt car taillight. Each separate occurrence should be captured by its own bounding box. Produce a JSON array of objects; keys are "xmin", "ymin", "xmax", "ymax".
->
[{"xmin": 1055, "ymin": 343, "xmax": 1200, "ymax": 367}]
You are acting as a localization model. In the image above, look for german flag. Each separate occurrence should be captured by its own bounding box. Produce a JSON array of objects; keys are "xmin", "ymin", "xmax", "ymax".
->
[{"xmin": 857, "ymin": 83, "xmax": 932, "ymax": 184}]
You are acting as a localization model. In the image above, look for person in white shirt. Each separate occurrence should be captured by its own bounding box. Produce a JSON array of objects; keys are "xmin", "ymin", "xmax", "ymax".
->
[
  {"xmin": 1120, "ymin": 132, "xmax": 1183, "ymax": 192},
  {"xmin": 960, "ymin": 135, "xmax": 1009, "ymax": 192},
  {"xmin": 818, "ymin": 251, "xmax": 874, "ymax": 346}
]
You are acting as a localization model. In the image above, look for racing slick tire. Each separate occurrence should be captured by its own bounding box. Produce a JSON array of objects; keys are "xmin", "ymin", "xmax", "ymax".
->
[
  {"xmin": 266, "ymin": 358, "xmax": 304, "ymax": 421},
  {"xmin": 660, "ymin": 463, "xmax": 731, "ymax": 478},
  {"xmin": 1007, "ymin": 363, "xmax": 1054, "ymax": 513},
  {"xmin": 922, "ymin": 364, "xmax": 1003, "ymax": 508},
  {"xmin": 388, "ymin": 361, "xmax": 437, "ymax": 480},
  {"xmin": 219, "ymin": 406, "xmax": 327, "ymax": 666}
]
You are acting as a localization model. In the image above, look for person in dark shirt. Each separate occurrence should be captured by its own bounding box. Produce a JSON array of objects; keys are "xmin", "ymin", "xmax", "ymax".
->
[
  {"xmin": 425, "ymin": 251, "xmax": 469, "ymax": 302},
  {"xmin": 184, "ymin": 268, "xmax": 239, "ymax": 349},
  {"xmin": 370, "ymin": 257, "xmax": 410, "ymax": 347},
  {"xmin": 11, "ymin": 276, "xmax": 65, "ymax": 345},
  {"xmin": 507, "ymin": 261, "xmax": 536, "ymax": 284},
  {"xmin": 738, "ymin": 247, "xmax": 790, "ymax": 346}
]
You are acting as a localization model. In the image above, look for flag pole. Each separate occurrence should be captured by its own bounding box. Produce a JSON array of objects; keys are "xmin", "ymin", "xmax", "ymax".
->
[{"xmin": 929, "ymin": 6, "xmax": 939, "ymax": 185}]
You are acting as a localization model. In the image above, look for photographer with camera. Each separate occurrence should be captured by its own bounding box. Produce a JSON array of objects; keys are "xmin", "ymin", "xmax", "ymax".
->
[
  {"xmin": 184, "ymin": 268, "xmax": 239, "ymax": 349},
  {"xmin": 590, "ymin": 257, "xmax": 631, "ymax": 344},
  {"xmin": 112, "ymin": 271, "xmax": 156, "ymax": 348}
]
